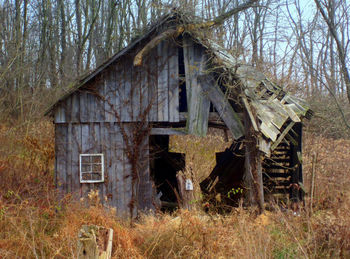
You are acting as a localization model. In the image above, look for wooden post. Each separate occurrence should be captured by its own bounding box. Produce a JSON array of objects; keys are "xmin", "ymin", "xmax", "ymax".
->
[
  {"xmin": 77, "ymin": 225, "xmax": 113, "ymax": 259},
  {"xmin": 176, "ymin": 171, "xmax": 194, "ymax": 210},
  {"xmin": 310, "ymin": 152, "xmax": 317, "ymax": 214},
  {"xmin": 243, "ymin": 110, "xmax": 264, "ymax": 212}
]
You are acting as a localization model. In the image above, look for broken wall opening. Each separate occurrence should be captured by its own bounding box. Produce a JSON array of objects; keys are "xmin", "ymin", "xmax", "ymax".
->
[
  {"xmin": 199, "ymin": 139, "xmax": 246, "ymax": 209},
  {"xmin": 149, "ymin": 135, "xmax": 185, "ymax": 211}
]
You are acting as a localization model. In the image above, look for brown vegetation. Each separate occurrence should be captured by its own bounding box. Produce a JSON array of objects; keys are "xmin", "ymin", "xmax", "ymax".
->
[{"xmin": 0, "ymin": 120, "xmax": 349, "ymax": 258}]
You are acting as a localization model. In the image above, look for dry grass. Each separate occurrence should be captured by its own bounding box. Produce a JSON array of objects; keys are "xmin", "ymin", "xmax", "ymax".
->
[{"xmin": 0, "ymin": 121, "xmax": 350, "ymax": 258}]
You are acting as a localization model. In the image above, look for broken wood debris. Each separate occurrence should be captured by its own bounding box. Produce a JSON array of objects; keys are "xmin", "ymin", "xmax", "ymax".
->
[{"xmin": 77, "ymin": 225, "xmax": 113, "ymax": 259}]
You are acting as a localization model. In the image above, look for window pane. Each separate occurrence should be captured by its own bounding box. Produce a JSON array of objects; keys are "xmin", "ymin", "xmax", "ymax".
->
[
  {"xmin": 81, "ymin": 156, "xmax": 91, "ymax": 163},
  {"xmin": 82, "ymin": 173, "xmax": 91, "ymax": 181},
  {"xmin": 92, "ymin": 156, "xmax": 101, "ymax": 163},
  {"xmin": 81, "ymin": 164, "xmax": 91, "ymax": 172},
  {"xmin": 92, "ymin": 164, "xmax": 102, "ymax": 172},
  {"xmin": 91, "ymin": 173, "xmax": 100, "ymax": 180}
]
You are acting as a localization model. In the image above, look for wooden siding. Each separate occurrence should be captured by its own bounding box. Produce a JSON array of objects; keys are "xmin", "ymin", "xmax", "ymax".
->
[
  {"xmin": 55, "ymin": 122, "xmax": 153, "ymax": 217},
  {"xmin": 54, "ymin": 40, "xmax": 180, "ymax": 124}
]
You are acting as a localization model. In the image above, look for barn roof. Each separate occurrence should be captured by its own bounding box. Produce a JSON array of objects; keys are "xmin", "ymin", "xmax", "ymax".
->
[{"xmin": 46, "ymin": 11, "xmax": 312, "ymax": 152}]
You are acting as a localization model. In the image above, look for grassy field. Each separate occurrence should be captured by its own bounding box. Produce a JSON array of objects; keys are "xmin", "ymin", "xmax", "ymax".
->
[{"xmin": 0, "ymin": 120, "xmax": 349, "ymax": 258}]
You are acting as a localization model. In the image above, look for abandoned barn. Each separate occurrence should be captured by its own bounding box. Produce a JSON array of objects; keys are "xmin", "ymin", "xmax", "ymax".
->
[{"xmin": 46, "ymin": 12, "xmax": 312, "ymax": 217}]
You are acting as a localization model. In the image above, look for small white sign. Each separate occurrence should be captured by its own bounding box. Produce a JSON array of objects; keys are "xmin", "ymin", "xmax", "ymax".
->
[{"xmin": 185, "ymin": 179, "xmax": 193, "ymax": 191}]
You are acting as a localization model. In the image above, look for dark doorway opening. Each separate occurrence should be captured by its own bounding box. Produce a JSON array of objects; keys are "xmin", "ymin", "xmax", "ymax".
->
[{"xmin": 149, "ymin": 135, "xmax": 185, "ymax": 211}]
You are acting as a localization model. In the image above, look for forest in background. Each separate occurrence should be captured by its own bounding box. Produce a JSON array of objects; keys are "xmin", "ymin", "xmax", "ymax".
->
[
  {"xmin": 1, "ymin": 0, "xmax": 350, "ymax": 258},
  {"xmin": 1, "ymin": 0, "xmax": 350, "ymax": 137}
]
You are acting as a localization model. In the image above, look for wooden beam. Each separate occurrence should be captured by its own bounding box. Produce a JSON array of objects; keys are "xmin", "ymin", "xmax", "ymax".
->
[
  {"xmin": 243, "ymin": 110, "xmax": 264, "ymax": 213},
  {"xmin": 134, "ymin": 27, "xmax": 184, "ymax": 66},
  {"xmin": 198, "ymin": 75, "xmax": 244, "ymax": 139},
  {"xmin": 150, "ymin": 128, "xmax": 187, "ymax": 135},
  {"xmin": 242, "ymin": 97, "xmax": 258, "ymax": 132},
  {"xmin": 271, "ymin": 121, "xmax": 296, "ymax": 151}
]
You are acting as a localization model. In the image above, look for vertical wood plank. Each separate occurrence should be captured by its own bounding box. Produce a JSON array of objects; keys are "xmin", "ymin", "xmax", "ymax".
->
[
  {"xmin": 183, "ymin": 37, "xmax": 210, "ymax": 136},
  {"xmin": 123, "ymin": 123, "xmax": 133, "ymax": 218},
  {"xmin": 81, "ymin": 124, "xmax": 90, "ymax": 196},
  {"xmin": 65, "ymin": 96, "xmax": 72, "ymax": 122},
  {"xmin": 67, "ymin": 123, "xmax": 72, "ymax": 193},
  {"xmin": 95, "ymin": 75, "xmax": 105, "ymax": 122},
  {"xmin": 148, "ymin": 49, "xmax": 158, "ymax": 121},
  {"xmin": 80, "ymin": 91, "xmax": 88, "ymax": 122},
  {"xmin": 104, "ymin": 70, "xmax": 116, "ymax": 122},
  {"xmin": 114, "ymin": 123, "xmax": 124, "ymax": 213},
  {"xmin": 93, "ymin": 123, "xmax": 104, "ymax": 203},
  {"xmin": 72, "ymin": 124, "xmax": 81, "ymax": 198},
  {"xmin": 114, "ymin": 64, "xmax": 122, "ymax": 122},
  {"xmin": 140, "ymin": 63, "xmax": 149, "ymax": 119},
  {"xmin": 54, "ymin": 106, "xmax": 66, "ymax": 123},
  {"xmin": 87, "ymin": 93, "xmax": 96, "ymax": 122},
  {"xmin": 137, "ymin": 134, "xmax": 154, "ymax": 211},
  {"xmin": 157, "ymin": 41, "xmax": 169, "ymax": 122},
  {"xmin": 168, "ymin": 42, "xmax": 180, "ymax": 122},
  {"xmin": 132, "ymin": 65, "xmax": 141, "ymax": 121},
  {"xmin": 55, "ymin": 124, "xmax": 67, "ymax": 196},
  {"xmin": 71, "ymin": 93, "xmax": 80, "ymax": 122},
  {"xmin": 123, "ymin": 60, "xmax": 132, "ymax": 122}
]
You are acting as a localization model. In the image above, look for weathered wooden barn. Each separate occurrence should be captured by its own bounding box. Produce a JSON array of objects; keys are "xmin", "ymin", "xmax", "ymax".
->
[{"xmin": 46, "ymin": 12, "xmax": 312, "ymax": 217}]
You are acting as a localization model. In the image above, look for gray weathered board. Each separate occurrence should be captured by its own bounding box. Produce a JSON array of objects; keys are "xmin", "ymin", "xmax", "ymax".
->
[
  {"xmin": 55, "ymin": 122, "xmax": 154, "ymax": 217},
  {"xmin": 54, "ymin": 40, "xmax": 180, "ymax": 124},
  {"xmin": 183, "ymin": 37, "xmax": 210, "ymax": 136}
]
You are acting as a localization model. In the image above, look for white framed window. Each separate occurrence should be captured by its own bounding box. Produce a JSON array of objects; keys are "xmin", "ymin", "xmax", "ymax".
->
[{"xmin": 79, "ymin": 154, "xmax": 104, "ymax": 183}]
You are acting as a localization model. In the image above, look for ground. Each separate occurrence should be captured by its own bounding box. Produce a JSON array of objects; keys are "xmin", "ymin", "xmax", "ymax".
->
[{"xmin": 0, "ymin": 120, "xmax": 349, "ymax": 258}]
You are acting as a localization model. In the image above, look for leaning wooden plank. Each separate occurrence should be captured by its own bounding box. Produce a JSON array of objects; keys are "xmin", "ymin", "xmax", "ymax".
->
[
  {"xmin": 260, "ymin": 121, "xmax": 279, "ymax": 142},
  {"xmin": 283, "ymin": 104, "xmax": 301, "ymax": 122},
  {"xmin": 183, "ymin": 37, "xmax": 210, "ymax": 136},
  {"xmin": 258, "ymin": 136, "xmax": 271, "ymax": 157},
  {"xmin": 282, "ymin": 94, "xmax": 309, "ymax": 116},
  {"xmin": 198, "ymin": 75, "xmax": 244, "ymax": 139},
  {"xmin": 271, "ymin": 121, "xmax": 296, "ymax": 151},
  {"xmin": 241, "ymin": 97, "xmax": 258, "ymax": 132}
]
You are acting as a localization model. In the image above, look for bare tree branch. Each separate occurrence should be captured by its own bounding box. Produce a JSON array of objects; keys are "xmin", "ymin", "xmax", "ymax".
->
[{"xmin": 314, "ymin": 0, "xmax": 350, "ymax": 104}]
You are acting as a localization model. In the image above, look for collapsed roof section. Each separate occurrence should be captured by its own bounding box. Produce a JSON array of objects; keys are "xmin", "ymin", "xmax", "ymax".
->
[{"xmin": 189, "ymin": 35, "xmax": 313, "ymax": 155}]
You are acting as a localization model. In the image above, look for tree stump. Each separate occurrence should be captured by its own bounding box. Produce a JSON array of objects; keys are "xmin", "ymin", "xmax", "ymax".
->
[{"xmin": 77, "ymin": 225, "xmax": 113, "ymax": 259}]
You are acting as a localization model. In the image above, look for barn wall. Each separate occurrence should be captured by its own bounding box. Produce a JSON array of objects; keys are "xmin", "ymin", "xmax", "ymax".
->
[
  {"xmin": 55, "ymin": 122, "xmax": 154, "ymax": 217},
  {"xmin": 54, "ymin": 39, "xmax": 180, "ymax": 124}
]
